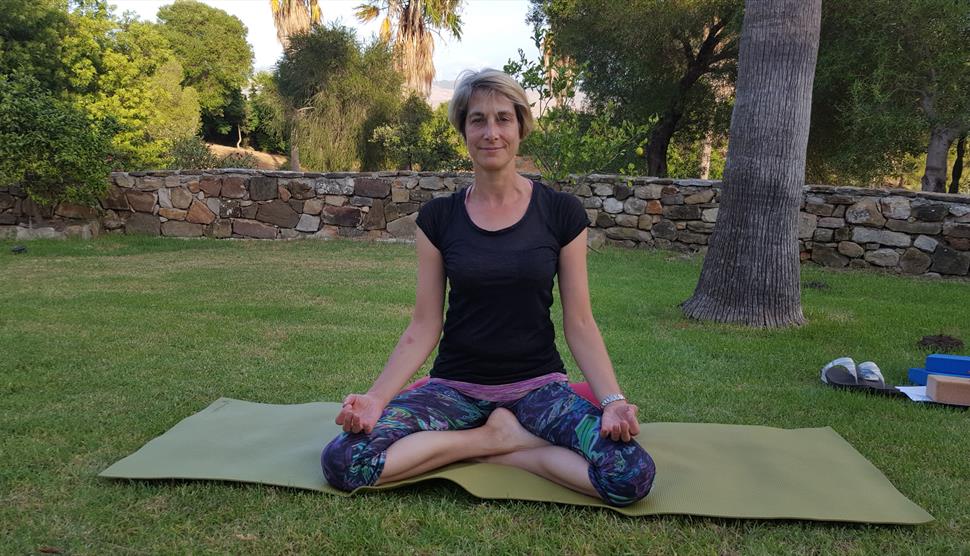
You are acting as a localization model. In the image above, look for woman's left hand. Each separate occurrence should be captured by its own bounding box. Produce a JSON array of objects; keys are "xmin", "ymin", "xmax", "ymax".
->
[{"xmin": 600, "ymin": 401, "xmax": 640, "ymax": 442}]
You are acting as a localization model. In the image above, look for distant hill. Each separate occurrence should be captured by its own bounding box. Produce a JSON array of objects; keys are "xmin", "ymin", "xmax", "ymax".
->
[{"xmin": 428, "ymin": 79, "xmax": 548, "ymax": 116}]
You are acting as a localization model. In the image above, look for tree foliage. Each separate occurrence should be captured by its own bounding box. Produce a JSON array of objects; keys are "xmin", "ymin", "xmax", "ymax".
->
[
  {"xmin": 355, "ymin": 0, "xmax": 463, "ymax": 97},
  {"xmin": 505, "ymin": 29, "xmax": 651, "ymax": 182},
  {"xmin": 0, "ymin": 75, "xmax": 114, "ymax": 205},
  {"xmin": 0, "ymin": 0, "xmax": 73, "ymax": 93},
  {"xmin": 246, "ymin": 71, "xmax": 288, "ymax": 154},
  {"xmin": 532, "ymin": 0, "xmax": 740, "ymax": 177},
  {"xmin": 0, "ymin": 0, "xmax": 204, "ymax": 197},
  {"xmin": 157, "ymin": 0, "xmax": 254, "ymax": 140},
  {"xmin": 270, "ymin": 0, "xmax": 321, "ymax": 50},
  {"xmin": 807, "ymin": 0, "xmax": 970, "ymax": 189},
  {"xmin": 275, "ymin": 25, "xmax": 404, "ymax": 171},
  {"xmin": 371, "ymin": 96, "xmax": 470, "ymax": 171}
]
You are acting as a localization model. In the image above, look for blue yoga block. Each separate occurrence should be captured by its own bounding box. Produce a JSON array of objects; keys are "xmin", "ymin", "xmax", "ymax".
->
[
  {"xmin": 925, "ymin": 354, "xmax": 970, "ymax": 374},
  {"xmin": 908, "ymin": 367, "xmax": 970, "ymax": 386}
]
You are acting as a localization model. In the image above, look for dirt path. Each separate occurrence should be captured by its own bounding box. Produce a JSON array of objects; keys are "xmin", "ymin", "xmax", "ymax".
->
[{"xmin": 208, "ymin": 144, "xmax": 289, "ymax": 170}]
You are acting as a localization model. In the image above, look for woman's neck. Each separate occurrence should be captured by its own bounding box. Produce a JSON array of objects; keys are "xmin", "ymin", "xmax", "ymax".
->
[{"xmin": 470, "ymin": 166, "xmax": 529, "ymax": 204}]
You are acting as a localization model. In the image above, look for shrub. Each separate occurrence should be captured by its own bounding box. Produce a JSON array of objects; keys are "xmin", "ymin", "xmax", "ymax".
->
[
  {"xmin": 0, "ymin": 74, "xmax": 114, "ymax": 206},
  {"xmin": 166, "ymin": 136, "xmax": 217, "ymax": 169},
  {"xmin": 217, "ymin": 152, "xmax": 259, "ymax": 169}
]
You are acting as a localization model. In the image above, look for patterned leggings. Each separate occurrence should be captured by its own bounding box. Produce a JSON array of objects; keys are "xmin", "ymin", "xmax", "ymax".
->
[{"xmin": 321, "ymin": 381, "xmax": 655, "ymax": 507}]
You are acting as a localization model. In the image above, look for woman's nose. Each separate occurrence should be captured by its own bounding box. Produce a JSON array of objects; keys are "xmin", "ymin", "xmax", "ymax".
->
[{"xmin": 483, "ymin": 120, "xmax": 499, "ymax": 139}]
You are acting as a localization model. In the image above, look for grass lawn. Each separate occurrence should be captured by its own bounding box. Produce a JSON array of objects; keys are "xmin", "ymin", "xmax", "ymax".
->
[{"xmin": 1, "ymin": 236, "xmax": 968, "ymax": 554}]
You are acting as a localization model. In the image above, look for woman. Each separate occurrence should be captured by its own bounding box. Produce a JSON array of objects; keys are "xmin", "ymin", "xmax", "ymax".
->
[{"xmin": 322, "ymin": 69, "xmax": 655, "ymax": 506}]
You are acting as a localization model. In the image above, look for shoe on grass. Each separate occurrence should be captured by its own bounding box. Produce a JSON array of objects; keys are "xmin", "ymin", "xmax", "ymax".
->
[
  {"xmin": 857, "ymin": 361, "xmax": 886, "ymax": 386},
  {"xmin": 821, "ymin": 357, "xmax": 857, "ymax": 385}
]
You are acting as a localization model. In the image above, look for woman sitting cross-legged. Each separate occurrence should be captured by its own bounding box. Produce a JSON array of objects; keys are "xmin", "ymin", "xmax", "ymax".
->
[{"xmin": 321, "ymin": 68, "xmax": 655, "ymax": 507}]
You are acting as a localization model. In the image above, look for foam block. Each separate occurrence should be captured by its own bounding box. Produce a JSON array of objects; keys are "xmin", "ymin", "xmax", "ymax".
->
[
  {"xmin": 907, "ymin": 368, "xmax": 970, "ymax": 386},
  {"xmin": 926, "ymin": 375, "xmax": 970, "ymax": 406},
  {"xmin": 925, "ymin": 354, "xmax": 970, "ymax": 374}
]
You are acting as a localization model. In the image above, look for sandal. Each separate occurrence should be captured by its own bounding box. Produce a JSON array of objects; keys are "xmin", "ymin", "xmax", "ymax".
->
[
  {"xmin": 821, "ymin": 357, "xmax": 906, "ymax": 397},
  {"xmin": 821, "ymin": 357, "xmax": 857, "ymax": 385}
]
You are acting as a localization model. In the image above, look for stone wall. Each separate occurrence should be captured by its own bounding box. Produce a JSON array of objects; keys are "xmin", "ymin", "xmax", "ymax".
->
[{"xmin": 2, "ymin": 169, "xmax": 969, "ymax": 278}]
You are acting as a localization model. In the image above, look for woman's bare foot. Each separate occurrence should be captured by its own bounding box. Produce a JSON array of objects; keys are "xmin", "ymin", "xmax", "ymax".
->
[{"xmin": 470, "ymin": 408, "xmax": 549, "ymax": 462}]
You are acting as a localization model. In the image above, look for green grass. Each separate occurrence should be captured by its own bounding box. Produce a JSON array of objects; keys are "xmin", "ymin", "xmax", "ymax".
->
[{"xmin": 1, "ymin": 235, "xmax": 968, "ymax": 554}]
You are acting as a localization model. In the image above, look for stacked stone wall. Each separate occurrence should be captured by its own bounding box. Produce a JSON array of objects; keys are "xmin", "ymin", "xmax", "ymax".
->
[{"xmin": 1, "ymin": 170, "xmax": 968, "ymax": 278}]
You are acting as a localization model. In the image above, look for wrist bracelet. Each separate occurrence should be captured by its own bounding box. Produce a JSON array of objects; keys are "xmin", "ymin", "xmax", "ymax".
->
[{"xmin": 600, "ymin": 393, "xmax": 626, "ymax": 409}]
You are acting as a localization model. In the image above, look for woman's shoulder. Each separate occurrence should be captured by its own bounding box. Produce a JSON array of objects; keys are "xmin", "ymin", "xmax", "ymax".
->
[
  {"xmin": 532, "ymin": 180, "xmax": 583, "ymax": 211},
  {"xmin": 418, "ymin": 188, "xmax": 464, "ymax": 216}
]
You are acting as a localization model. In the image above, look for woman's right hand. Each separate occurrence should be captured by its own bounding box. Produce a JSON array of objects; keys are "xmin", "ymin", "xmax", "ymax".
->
[{"xmin": 335, "ymin": 393, "xmax": 385, "ymax": 434}]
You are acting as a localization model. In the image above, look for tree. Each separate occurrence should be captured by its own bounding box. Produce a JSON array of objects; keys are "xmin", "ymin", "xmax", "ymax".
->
[
  {"xmin": 2, "ymin": 0, "xmax": 201, "ymax": 171},
  {"xmin": 0, "ymin": 75, "xmax": 114, "ymax": 205},
  {"xmin": 505, "ymin": 29, "xmax": 651, "ymax": 182},
  {"xmin": 807, "ymin": 0, "xmax": 970, "ymax": 191},
  {"xmin": 682, "ymin": 0, "xmax": 822, "ymax": 327},
  {"xmin": 145, "ymin": 58, "xmax": 201, "ymax": 146},
  {"xmin": 246, "ymin": 71, "xmax": 288, "ymax": 154},
  {"xmin": 370, "ymin": 96, "xmax": 470, "ymax": 171},
  {"xmin": 951, "ymin": 135, "xmax": 967, "ymax": 194},
  {"xmin": 275, "ymin": 24, "xmax": 357, "ymax": 170},
  {"xmin": 534, "ymin": 0, "xmax": 741, "ymax": 177},
  {"xmin": 157, "ymin": 0, "xmax": 254, "ymax": 143},
  {"xmin": 269, "ymin": 0, "xmax": 321, "ymax": 50},
  {"xmin": 0, "ymin": 0, "xmax": 72, "ymax": 93},
  {"xmin": 355, "ymin": 0, "xmax": 463, "ymax": 97},
  {"xmin": 276, "ymin": 25, "xmax": 404, "ymax": 171},
  {"xmin": 76, "ymin": 18, "xmax": 198, "ymax": 168}
]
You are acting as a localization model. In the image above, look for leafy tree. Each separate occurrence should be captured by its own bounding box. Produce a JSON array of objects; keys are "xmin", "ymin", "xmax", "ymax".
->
[
  {"xmin": 269, "ymin": 0, "xmax": 321, "ymax": 50},
  {"xmin": 146, "ymin": 58, "xmax": 201, "ymax": 146},
  {"xmin": 2, "ymin": 0, "xmax": 201, "ymax": 172},
  {"xmin": 417, "ymin": 102, "xmax": 471, "ymax": 171},
  {"xmin": 683, "ymin": 0, "xmax": 821, "ymax": 327},
  {"xmin": 355, "ymin": 0, "xmax": 463, "ymax": 97},
  {"xmin": 371, "ymin": 96, "xmax": 470, "ymax": 170},
  {"xmin": 276, "ymin": 25, "xmax": 404, "ymax": 171},
  {"xmin": 0, "ymin": 75, "xmax": 114, "ymax": 205},
  {"xmin": 76, "ymin": 18, "xmax": 198, "ymax": 168},
  {"xmin": 505, "ymin": 30, "xmax": 651, "ymax": 182},
  {"xmin": 157, "ymin": 0, "xmax": 254, "ymax": 142},
  {"xmin": 275, "ymin": 24, "xmax": 357, "ymax": 169},
  {"xmin": 0, "ymin": 0, "xmax": 72, "ymax": 93},
  {"xmin": 246, "ymin": 71, "xmax": 288, "ymax": 154},
  {"xmin": 532, "ymin": 0, "xmax": 741, "ymax": 177},
  {"xmin": 807, "ymin": 0, "xmax": 970, "ymax": 192}
]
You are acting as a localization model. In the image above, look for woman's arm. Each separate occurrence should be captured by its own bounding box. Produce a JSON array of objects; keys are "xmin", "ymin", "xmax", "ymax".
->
[
  {"xmin": 558, "ymin": 229, "xmax": 639, "ymax": 441},
  {"xmin": 336, "ymin": 228, "xmax": 446, "ymax": 433}
]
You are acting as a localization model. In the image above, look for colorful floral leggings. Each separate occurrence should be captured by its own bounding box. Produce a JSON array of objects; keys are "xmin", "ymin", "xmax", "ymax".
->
[{"xmin": 321, "ymin": 381, "xmax": 655, "ymax": 507}]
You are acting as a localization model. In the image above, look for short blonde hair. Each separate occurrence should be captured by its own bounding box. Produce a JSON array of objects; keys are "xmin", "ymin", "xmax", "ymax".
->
[{"xmin": 448, "ymin": 68, "xmax": 534, "ymax": 140}]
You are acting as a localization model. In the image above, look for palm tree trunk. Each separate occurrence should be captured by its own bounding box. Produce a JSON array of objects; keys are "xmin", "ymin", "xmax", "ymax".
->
[
  {"xmin": 948, "ymin": 133, "xmax": 966, "ymax": 194},
  {"xmin": 682, "ymin": 0, "xmax": 821, "ymax": 327}
]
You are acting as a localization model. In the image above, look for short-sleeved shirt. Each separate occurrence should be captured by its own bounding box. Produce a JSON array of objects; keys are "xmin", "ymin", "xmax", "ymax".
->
[{"xmin": 415, "ymin": 181, "xmax": 590, "ymax": 385}]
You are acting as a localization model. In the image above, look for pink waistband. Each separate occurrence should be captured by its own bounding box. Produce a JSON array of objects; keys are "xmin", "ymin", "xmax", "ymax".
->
[{"xmin": 429, "ymin": 372, "xmax": 568, "ymax": 403}]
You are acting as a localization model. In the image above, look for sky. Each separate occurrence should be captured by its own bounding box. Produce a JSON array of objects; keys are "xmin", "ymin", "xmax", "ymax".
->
[{"xmin": 110, "ymin": 0, "xmax": 541, "ymax": 81}]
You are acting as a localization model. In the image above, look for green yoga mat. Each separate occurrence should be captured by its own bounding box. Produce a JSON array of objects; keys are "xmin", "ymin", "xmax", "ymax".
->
[{"xmin": 100, "ymin": 398, "xmax": 932, "ymax": 523}]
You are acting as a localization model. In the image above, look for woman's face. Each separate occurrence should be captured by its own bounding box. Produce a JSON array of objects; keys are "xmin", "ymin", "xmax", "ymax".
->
[{"xmin": 464, "ymin": 89, "xmax": 521, "ymax": 172}]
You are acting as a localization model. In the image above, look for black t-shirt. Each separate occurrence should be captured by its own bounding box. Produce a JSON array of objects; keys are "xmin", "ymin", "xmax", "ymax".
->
[{"xmin": 415, "ymin": 181, "xmax": 590, "ymax": 385}]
